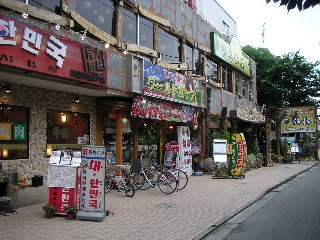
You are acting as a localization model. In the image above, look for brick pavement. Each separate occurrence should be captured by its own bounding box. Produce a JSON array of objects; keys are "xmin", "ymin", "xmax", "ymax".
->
[{"xmin": 0, "ymin": 161, "xmax": 318, "ymax": 240}]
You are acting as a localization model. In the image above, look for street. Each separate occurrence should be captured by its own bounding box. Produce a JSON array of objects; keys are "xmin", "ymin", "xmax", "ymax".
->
[{"xmin": 203, "ymin": 164, "xmax": 320, "ymax": 240}]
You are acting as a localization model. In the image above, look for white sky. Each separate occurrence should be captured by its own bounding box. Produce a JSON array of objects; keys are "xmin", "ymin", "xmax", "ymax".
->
[{"xmin": 218, "ymin": 0, "xmax": 320, "ymax": 63}]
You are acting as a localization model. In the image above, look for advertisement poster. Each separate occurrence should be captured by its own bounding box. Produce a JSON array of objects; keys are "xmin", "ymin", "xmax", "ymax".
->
[
  {"xmin": 48, "ymin": 165, "xmax": 77, "ymax": 188},
  {"xmin": 164, "ymin": 141, "xmax": 179, "ymax": 168},
  {"xmin": 177, "ymin": 126, "xmax": 192, "ymax": 176},
  {"xmin": 80, "ymin": 146, "xmax": 106, "ymax": 212}
]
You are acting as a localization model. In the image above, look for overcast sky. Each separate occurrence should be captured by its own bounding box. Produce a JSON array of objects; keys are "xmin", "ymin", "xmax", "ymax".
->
[{"xmin": 218, "ymin": 0, "xmax": 320, "ymax": 63}]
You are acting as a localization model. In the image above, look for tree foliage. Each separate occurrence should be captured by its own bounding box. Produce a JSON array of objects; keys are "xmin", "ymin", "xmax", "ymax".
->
[
  {"xmin": 266, "ymin": 0, "xmax": 320, "ymax": 11},
  {"xmin": 242, "ymin": 45, "xmax": 320, "ymax": 109}
]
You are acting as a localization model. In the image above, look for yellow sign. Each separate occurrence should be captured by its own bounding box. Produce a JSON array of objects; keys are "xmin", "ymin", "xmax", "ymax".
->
[
  {"xmin": 0, "ymin": 123, "xmax": 12, "ymax": 140},
  {"xmin": 280, "ymin": 106, "xmax": 316, "ymax": 133}
]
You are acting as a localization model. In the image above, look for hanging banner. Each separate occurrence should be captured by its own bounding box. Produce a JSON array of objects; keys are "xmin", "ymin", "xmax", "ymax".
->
[
  {"xmin": 143, "ymin": 61, "xmax": 201, "ymax": 107},
  {"xmin": 80, "ymin": 146, "xmax": 106, "ymax": 212},
  {"xmin": 131, "ymin": 96, "xmax": 198, "ymax": 123},
  {"xmin": 280, "ymin": 106, "xmax": 316, "ymax": 133}
]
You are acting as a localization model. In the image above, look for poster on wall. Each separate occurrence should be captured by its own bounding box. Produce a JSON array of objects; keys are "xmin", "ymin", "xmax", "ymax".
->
[
  {"xmin": 79, "ymin": 146, "xmax": 106, "ymax": 212},
  {"xmin": 47, "ymin": 165, "xmax": 77, "ymax": 188},
  {"xmin": 177, "ymin": 126, "xmax": 192, "ymax": 176}
]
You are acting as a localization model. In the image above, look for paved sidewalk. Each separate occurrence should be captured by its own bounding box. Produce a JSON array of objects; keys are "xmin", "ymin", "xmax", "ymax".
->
[{"xmin": 0, "ymin": 161, "xmax": 318, "ymax": 240}]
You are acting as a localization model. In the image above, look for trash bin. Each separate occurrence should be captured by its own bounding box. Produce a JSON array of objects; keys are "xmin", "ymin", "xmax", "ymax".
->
[{"xmin": 32, "ymin": 176, "xmax": 44, "ymax": 187}]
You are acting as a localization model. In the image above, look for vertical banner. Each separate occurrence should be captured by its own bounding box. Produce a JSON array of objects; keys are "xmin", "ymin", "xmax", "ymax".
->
[
  {"xmin": 229, "ymin": 133, "xmax": 246, "ymax": 177},
  {"xmin": 177, "ymin": 126, "xmax": 192, "ymax": 176},
  {"xmin": 80, "ymin": 146, "xmax": 106, "ymax": 212}
]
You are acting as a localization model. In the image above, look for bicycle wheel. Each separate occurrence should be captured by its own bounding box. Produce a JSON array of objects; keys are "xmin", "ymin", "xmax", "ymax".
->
[
  {"xmin": 158, "ymin": 171, "xmax": 177, "ymax": 194},
  {"xmin": 105, "ymin": 178, "xmax": 114, "ymax": 193},
  {"xmin": 140, "ymin": 168, "xmax": 154, "ymax": 190},
  {"xmin": 170, "ymin": 169, "xmax": 188, "ymax": 191},
  {"xmin": 124, "ymin": 182, "xmax": 135, "ymax": 197},
  {"xmin": 125, "ymin": 172, "xmax": 145, "ymax": 190}
]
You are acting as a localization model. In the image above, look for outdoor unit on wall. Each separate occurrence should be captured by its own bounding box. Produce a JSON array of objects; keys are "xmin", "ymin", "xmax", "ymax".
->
[{"xmin": 125, "ymin": 54, "xmax": 143, "ymax": 94}]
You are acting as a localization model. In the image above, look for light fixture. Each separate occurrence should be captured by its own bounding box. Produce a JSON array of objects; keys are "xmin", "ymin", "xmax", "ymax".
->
[
  {"xmin": 193, "ymin": 123, "xmax": 198, "ymax": 130},
  {"xmin": 104, "ymin": 42, "xmax": 110, "ymax": 49},
  {"xmin": 3, "ymin": 148, "xmax": 8, "ymax": 158},
  {"xmin": 169, "ymin": 126, "xmax": 174, "ymax": 129},
  {"xmin": 61, "ymin": 115, "xmax": 67, "ymax": 123},
  {"xmin": 123, "ymin": 50, "xmax": 128, "ymax": 54},
  {"xmin": 122, "ymin": 117, "xmax": 128, "ymax": 124},
  {"xmin": 81, "ymin": 30, "xmax": 87, "ymax": 40},
  {"xmin": 1, "ymin": 84, "xmax": 11, "ymax": 93},
  {"xmin": 22, "ymin": 12, "xmax": 28, "ymax": 18},
  {"xmin": 55, "ymin": 24, "xmax": 60, "ymax": 30},
  {"xmin": 72, "ymin": 95, "xmax": 80, "ymax": 103}
]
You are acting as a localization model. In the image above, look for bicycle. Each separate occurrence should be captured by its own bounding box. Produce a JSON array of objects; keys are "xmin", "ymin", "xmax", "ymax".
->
[
  {"xmin": 105, "ymin": 165, "xmax": 135, "ymax": 197},
  {"xmin": 125, "ymin": 153, "xmax": 177, "ymax": 194}
]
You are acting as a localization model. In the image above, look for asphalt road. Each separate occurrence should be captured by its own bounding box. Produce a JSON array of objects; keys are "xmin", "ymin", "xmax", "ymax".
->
[{"xmin": 204, "ymin": 164, "xmax": 320, "ymax": 240}]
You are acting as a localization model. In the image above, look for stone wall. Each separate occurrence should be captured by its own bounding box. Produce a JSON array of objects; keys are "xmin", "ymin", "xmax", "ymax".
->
[{"xmin": 0, "ymin": 83, "xmax": 96, "ymax": 190}]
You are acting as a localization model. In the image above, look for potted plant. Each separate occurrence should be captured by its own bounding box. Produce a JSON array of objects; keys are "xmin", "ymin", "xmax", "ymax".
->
[
  {"xmin": 42, "ymin": 204, "xmax": 57, "ymax": 218},
  {"xmin": 63, "ymin": 205, "xmax": 78, "ymax": 220}
]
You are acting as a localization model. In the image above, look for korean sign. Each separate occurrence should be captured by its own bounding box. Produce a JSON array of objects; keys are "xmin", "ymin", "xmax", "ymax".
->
[
  {"xmin": 80, "ymin": 146, "xmax": 106, "ymax": 212},
  {"xmin": 0, "ymin": 16, "xmax": 107, "ymax": 87},
  {"xmin": 131, "ymin": 96, "xmax": 198, "ymax": 123},
  {"xmin": 143, "ymin": 61, "xmax": 201, "ymax": 107},
  {"xmin": 280, "ymin": 106, "xmax": 316, "ymax": 133}
]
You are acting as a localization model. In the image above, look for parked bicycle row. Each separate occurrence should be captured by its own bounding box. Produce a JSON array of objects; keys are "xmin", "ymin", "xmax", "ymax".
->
[{"xmin": 105, "ymin": 153, "xmax": 189, "ymax": 197}]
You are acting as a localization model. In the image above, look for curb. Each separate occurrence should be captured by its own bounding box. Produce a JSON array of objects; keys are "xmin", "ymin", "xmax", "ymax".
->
[{"xmin": 194, "ymin": 162, "xmax": 320, "ymax": 240}]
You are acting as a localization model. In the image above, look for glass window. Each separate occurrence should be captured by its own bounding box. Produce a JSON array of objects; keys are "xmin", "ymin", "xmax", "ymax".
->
[
  {"xmin": 222, "ymin": 21, "xmax": 229, "ymax": 38},
  {"xmin": 122, "ymin": 8, "xmax": 137, "ymax": 44},
  {"xmin": 186, "ymin": 44, "xmax": 194, "ymax": 70},
  {"xmin": 158, "ymin": 28, "xmax": 180, "ymax": 62},
  {"xmin": 71, "ymin": 0, "xmax": 116, "ymax": 37},
  {"xmin": 139, "ymin": 16, "xmax": 153, "ymax": 50},
  {"xmin": 221, "ymin": 66, "xmax": 227, "ymax": 90},
  {"xmin": 206, "ymin": 58, "xmax": 219, "ymax": 83},
  {"xmin": 227, "ymin": 69, "xmax": 233, "ymax": 93},
  {"xmin": 242, "ymin": 78, "xmax": 248, "ymax": 99},
  {"xmin": 0, "ymin": 105, "xmax": 29, "ymax": 160},
  {"xmin": 18, "ymin": 0, "xmax": 60, "ymax": 14},
  {"xmin": 194, "ymin": 48, "xmax": 203, "ymax": 75},
  {"xmin": 235, "ymin": 73, "xmax": 241, "ymax": 97},
  {"xmin": 46, "ymin": 110, "xmax": 90, "ymax": 154},
  {"xmin": 249, "ymin": 81, "xmax": 254, "ymax": 101}
]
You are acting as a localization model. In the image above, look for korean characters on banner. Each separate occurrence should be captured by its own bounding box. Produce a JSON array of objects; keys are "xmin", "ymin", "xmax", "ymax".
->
[
  {"xmin": 80, "ymin": 146, "xmax": 106, "ymax": 212},
  {"xmin": 177, "ymin": 126, "xmax": 192, "ymax": 174},
  {"xmin": 228, "ymin": 133, "xmax": 247, "ymax": 177}
]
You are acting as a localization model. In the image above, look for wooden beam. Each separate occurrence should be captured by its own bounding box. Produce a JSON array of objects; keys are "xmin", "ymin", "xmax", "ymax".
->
[
  {"xmin": 0, "ymin": 0, "xmax": 71, "ymax": 26},
  {"xmin": 126, "ymin": 43, "xmax": 157, "ymax": 58},
  {"xmin": 138, "ymin": 5, "xmax": 170, "ymax": 27},
  {"xmin": 157, "ymin": 61, "xmax": 188, "ymax": 71},
  {"xmin": 62, "ymin": 4, "xmax": 118, "ymax": 46}
]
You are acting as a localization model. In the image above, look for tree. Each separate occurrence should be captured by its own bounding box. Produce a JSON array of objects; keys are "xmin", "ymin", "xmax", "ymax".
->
[
  {"xmin": 266, "ymin": 0, "xmax": 320, "ymax": 11},
  {"xmin": 242, "ymin": 46, "xmax": 320, "ymax": 108}
]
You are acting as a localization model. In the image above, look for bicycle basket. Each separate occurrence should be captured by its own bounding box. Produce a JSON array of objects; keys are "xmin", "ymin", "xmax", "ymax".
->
[{"xmin": 130, "ymin": 160, "xmax": 141, "ymax": 173}]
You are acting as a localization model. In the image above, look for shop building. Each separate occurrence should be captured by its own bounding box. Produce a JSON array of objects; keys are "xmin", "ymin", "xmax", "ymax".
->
[{"xmin": 0, "ymin": 0, "xmax": 264, "ymax": 207}]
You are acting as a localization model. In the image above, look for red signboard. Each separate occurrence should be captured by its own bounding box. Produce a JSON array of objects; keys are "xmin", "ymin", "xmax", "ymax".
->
[{"xmin": 0, "ymin": 15, "xmax": 107, "ymax": 87}]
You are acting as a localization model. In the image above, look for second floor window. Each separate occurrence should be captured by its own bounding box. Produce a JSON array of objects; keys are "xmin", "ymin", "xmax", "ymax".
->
[
  {"xmin": 158, "ymin": 28, "xmax": 180, "ymax": 62},
  {"xmin": 72, "ymin": 0, "xmax": 116, "ymax": 37},
  {"xmin": 18, "ymin": 0, "xmax": 60, "ymax": 14},
  {"xmin": 139, "ymin": 16, "xmax": 154, "ymax": 50},
  {"xmin": 122, "ymin": 8, "xmax": 137, "ymax": 44},
  {"xmin": 235, "ymin": 73, "xmax": 241, "ymax": 97}
]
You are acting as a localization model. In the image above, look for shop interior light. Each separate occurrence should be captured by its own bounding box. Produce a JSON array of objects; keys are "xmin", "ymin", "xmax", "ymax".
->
[
  {"xmin": 61, "ymin": 115, "xmax": 67, "ymax": 123},
  {"xmin": 122, "ymin": 117, "xmax": 128, "ymax": 124},
  {"xmin": 3, "ymin": 149, "xmax": 9, "ymax": 158},
  {"xmin": 169, "ymin": 126, "xmax": 174, "ymax": 129}
]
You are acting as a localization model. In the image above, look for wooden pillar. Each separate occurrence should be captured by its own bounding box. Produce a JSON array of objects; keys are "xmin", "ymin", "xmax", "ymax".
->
[{"xmin": 116, "ymin": 113, "xmax": 123, "ymax": 168}]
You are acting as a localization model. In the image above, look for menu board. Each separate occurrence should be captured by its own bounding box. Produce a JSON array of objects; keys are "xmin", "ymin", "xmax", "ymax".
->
[{"xmin": 47, "ymin": 165, "xmax": 77, "ymax": 188}]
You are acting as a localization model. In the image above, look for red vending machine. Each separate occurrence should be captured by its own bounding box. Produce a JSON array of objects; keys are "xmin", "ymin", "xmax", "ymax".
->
[{"xmin": 47, "ymin": 151, "xmax": 81, "ymax": 215}]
